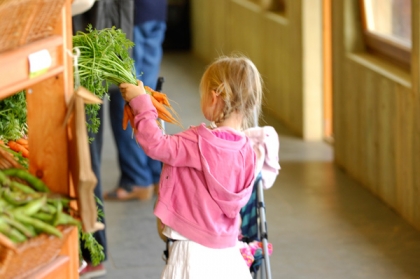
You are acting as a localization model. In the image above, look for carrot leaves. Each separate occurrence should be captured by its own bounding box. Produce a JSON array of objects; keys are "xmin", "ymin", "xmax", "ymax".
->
[{"xmin": 73, "ymin": 25, "xmax": 137, "ymax": 134}]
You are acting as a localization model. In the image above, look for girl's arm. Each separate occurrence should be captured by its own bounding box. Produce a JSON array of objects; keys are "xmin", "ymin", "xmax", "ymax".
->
[{"xmin": 119, "ymin": 81, "xmax": 201, "ymax": 169}]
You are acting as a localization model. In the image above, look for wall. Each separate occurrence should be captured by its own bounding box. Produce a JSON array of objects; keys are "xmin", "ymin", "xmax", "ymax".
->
[
  {"xmin": 332, "ymin": 0, "xmax": 420, "ymax": 230},
  {"xmin": 190, "ymin": 0, "xmax": 323, "ymax": 140}
]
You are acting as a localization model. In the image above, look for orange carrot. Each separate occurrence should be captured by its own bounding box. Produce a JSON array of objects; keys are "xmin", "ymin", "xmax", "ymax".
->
[
  {"xmin": 153, "ymin": 92, "xmax": 171, "ymax": 107},
  {"xmin": 123, "ymin": 103, "xmax": 136, "ymax": 132},
  {"xmin": 123, "ymin": 103, "xmax": 130, "ymax": 130},
  {"xmin": 16, "ymin": 138, "xmax": 28, "ymax": 145},
  {"xmin": 0, "ymin": 140, "xmax": 4, "ymax": 146},
  {"xmin": 8, "ymin": 141, "xmax": 29, "ymax": 158},
  {"xmin": 145, "ymin": 86, "xmax": 173, "ymax": 107},
  {"xmin": 128, "ymin": 107, "xmax": 135, "ymax": 131},
  {"xmin": 146, "ymin": 86, "xmax": 171, "ymax": 107},
  {"xmin": 121, "ymin": 86, "xmax": 182, "ymax": 130},
  {"xmin": 150, "ymin": 95, "xmax": 181, "ymax": 126}
]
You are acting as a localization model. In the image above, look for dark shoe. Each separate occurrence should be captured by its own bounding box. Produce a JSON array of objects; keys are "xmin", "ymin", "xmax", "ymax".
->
[
  {"xmin": 104, "ymin": 185, "xmax": 154, "ymax": 201},
  {"xmin": 79, "ymin": 263, "xmax": 106, "ymax": 279}
]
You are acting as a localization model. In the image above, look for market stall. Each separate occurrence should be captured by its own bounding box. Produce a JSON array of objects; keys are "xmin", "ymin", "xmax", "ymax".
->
[{"xmin": 0, "ymin": 0, "xmax": 95, "ymax": 278}]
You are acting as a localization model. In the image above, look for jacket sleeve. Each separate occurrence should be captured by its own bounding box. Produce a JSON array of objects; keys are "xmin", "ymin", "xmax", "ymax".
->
[
  {"xmin": 244, "ymin": 126, "xmax": 280, "ymax": 189},
  {"xmin": 129, "ymin": 94, "xmax": 202, "ymax": 169}
]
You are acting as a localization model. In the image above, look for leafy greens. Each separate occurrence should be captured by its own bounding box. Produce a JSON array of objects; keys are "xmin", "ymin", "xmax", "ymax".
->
[
  {"xmin": 72, "ymin": 25, "xmax": 137, "ymax": 135},
  {"xmin": 0, "ymin": 90, "xmax": 28, "ymax": 142}
]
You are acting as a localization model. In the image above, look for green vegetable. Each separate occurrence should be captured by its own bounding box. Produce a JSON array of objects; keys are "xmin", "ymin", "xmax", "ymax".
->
[
  {"xmin": 56, "ymin": 212, "xmax": 79, "ymax": 226},
  {"xmin": 0, "ymin": 90, "xmax": 27, "ymax": 142},
  {"xmin": 2, "ymin": 168, "xmax": 50, "ymax": 193},
  {"xmin": 32, "ymin": 212, "xmax": 54, "ymax": 223},
  {"xmin": 0, "ymin": 170, "xmax": 9, "ymax": 185},
  {"xmin": 79, "ymin": 225, "xmax": 105, "ymax": 266},
  {"xmin": 2, "ymin": 214, "xmax": 35, "ymax": 238},
  {"xmin": 2, "ymin": 188, "xmax": 41, "ymax": 206},
  {"xmin": 72, "ymin": 25, "xmax": 137, "ymax": 136},
  {"xmin": 11, "ymin": 196, "xmax": 46, "ymax": 216},
  {"xmin": 52, "ymin": 199, "xmax": 62, "ymax": 226},
  {"xmin": 10, "ymin": 180, "xmax": 36, "ymax": 194},
  {"xmin": 14, "ymin": 213, "xmax": 62, "ymax": 238},
  {"xmin": 0, "ymin": 218, "xmax": 27, "ymax": 243},
  {"xmin": 78, "ymin": 196, "xmax": 105, "ymax": 266}
]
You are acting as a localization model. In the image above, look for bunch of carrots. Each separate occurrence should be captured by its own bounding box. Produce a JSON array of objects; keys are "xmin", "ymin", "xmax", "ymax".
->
[
  {"xmin": 123, "ymin": 86, "xmax": 181, "ymax": 132},
  {"xmin": 0, "ymin": 138, "xmax": 29, "ymax": 158},
  {"xmin": 73, "ymin": 26, "xmax": 182, "ymax": 135}
]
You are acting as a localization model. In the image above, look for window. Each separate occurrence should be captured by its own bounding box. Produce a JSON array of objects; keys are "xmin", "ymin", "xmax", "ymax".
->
[{"xmin": 360, "ymin": 0, "xmax": 411, "ymax": 69}]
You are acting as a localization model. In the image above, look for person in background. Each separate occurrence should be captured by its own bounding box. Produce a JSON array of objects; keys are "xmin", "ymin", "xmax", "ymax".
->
[
  {"xmin": 119, "ymin": 55, "xmax": 263, "ymax": 278},
  {"xmin": 72, "ymin": 0, "xmax": 134, "ymax": 277},
  {"xmin": 103, "ymin": 0, "xmax": 168, "ymax": 201},
  {"xmin": 74, "ymin": 0, "xmax": 167, "ymax": 277}
]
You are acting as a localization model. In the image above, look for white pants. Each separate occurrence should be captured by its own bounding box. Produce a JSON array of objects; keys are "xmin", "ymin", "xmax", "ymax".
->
[{"xmin": 161, "ymin": 240, "xmax": 252, "ymax": 279}]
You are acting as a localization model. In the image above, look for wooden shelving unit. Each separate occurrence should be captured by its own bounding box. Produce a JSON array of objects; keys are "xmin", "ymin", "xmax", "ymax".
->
[{"xmin": 0, "ymin": 0, "xmax": 80, "ymax": 278}]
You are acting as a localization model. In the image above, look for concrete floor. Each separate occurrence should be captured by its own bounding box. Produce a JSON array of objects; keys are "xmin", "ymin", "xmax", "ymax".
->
[{"xmin": 98, "ymin": 52, "xmax": 420, "ymax": 279}]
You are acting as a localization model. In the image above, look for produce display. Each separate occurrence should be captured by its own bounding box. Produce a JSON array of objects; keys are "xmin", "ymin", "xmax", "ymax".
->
[{"xmin": 0, "ymin": 166, "xmax": 105, "ymax": 265}]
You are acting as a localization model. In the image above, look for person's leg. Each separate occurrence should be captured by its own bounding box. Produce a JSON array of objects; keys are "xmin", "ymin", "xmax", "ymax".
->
[
  {"xmin": 134, "ymin": 21, "xmax": 166, "ymax": 88},
  {"xmin": 133, "ymin": 21, "xmax": 167, "ymax": 185},
  {"xmin": 108, "ymin": 86, "xmax": 154, "ymax": 190}
]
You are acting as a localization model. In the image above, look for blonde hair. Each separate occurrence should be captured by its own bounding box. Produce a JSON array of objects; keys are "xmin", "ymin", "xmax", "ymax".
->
[{"xmin": 200, "ymin": 54, "xmax": 263, "ymax": 130}]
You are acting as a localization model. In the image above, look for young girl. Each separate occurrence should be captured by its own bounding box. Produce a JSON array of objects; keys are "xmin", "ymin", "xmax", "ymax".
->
[{"xmin": 119, "ymin": 55, "xmax": 263, "ymax": 279}]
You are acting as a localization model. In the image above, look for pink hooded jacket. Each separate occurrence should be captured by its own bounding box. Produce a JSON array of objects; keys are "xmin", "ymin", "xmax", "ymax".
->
[{"xmin": 129, "ymin": 94, "xmax": 256, "ymax": 248}]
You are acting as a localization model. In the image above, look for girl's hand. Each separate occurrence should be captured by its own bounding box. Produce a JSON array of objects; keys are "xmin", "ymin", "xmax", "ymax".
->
[{"xmin": 120, "ymin": 80, "xmax": 146, "ymax": 102}]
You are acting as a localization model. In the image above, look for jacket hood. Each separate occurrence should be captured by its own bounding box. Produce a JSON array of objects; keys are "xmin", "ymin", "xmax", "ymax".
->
[{"xmin": 196, "ymin": 124, "xmax": 256, "ymax": 218}]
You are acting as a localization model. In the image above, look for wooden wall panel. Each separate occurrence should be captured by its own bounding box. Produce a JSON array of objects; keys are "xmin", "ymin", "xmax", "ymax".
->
[
  {"xmin": 333, "ymin": 0, "xmax": 420, "ymax": 230},
  {"xmin": 362, "ymin": 70, "xmax": 377, "ymax": 189},
  {"xmin": 395, "ymin": 87, "xmax": 414, "ymax": 219},
  {"xmin": 411, "ymin": 0, "xmax": 420, "ymax": 228},
  {"xmin": 190, "ymin": 1, "xmax": 213, "ymax": 61},
  {"xmin": 260, "ymin": 13, "xmax": 292, "ymax": 127},
  {"xmin": 229, "ymin": 1, "xmax": 264, "ymax": 67},
  {"xmin": 212, "ymin": 0, "xmax": 229, "ymax": 58}
]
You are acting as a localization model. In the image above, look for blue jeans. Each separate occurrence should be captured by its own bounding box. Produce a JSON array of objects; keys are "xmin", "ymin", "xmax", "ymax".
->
[
  {"xmin": 109, "ymin": 19, "xmax": 167, "ymax": 189},
  {"xmin": 133, "ymin": 21, "xmax": 166, "ymax": 87}
]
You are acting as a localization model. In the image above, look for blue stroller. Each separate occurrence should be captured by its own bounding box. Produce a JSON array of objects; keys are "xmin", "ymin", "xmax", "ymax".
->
[{"xmin": 239, "ymin": 124, "xmax": 280, "ymax": 279}]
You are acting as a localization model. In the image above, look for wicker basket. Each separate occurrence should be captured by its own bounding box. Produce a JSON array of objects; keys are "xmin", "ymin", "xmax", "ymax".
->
[
  {"xmin": 0, "ymin": 148, "xmax": 74, "ymax": 278},
  {"xmin": 0, "ymin": 0, "xmax": 66, "ymax": 53},
  {"xmin": 0, "ymin": 226, "xmax": 73, "ymax": 279}
]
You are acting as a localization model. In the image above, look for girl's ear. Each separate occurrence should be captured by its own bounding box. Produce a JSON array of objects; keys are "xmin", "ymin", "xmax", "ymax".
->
[{"xmin": 211, "ymin": 90, "xmax": 219, "ymax": 106}]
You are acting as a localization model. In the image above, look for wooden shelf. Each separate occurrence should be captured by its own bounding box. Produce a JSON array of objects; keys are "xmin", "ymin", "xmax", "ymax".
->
[
  {"xmin": 0, "ymin": 36, "xmax": 64, "ymax": 99},
  {"xmin": 25, "ymin": 256, "xmax": 70, "ymax": 279},
  {"xmin": 0, "ymin": 0, "xmax": 80, "ymax": 278},
  {"xmin": 23, "ymin": 226, "xmax": 79, "ymax": 279}
]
